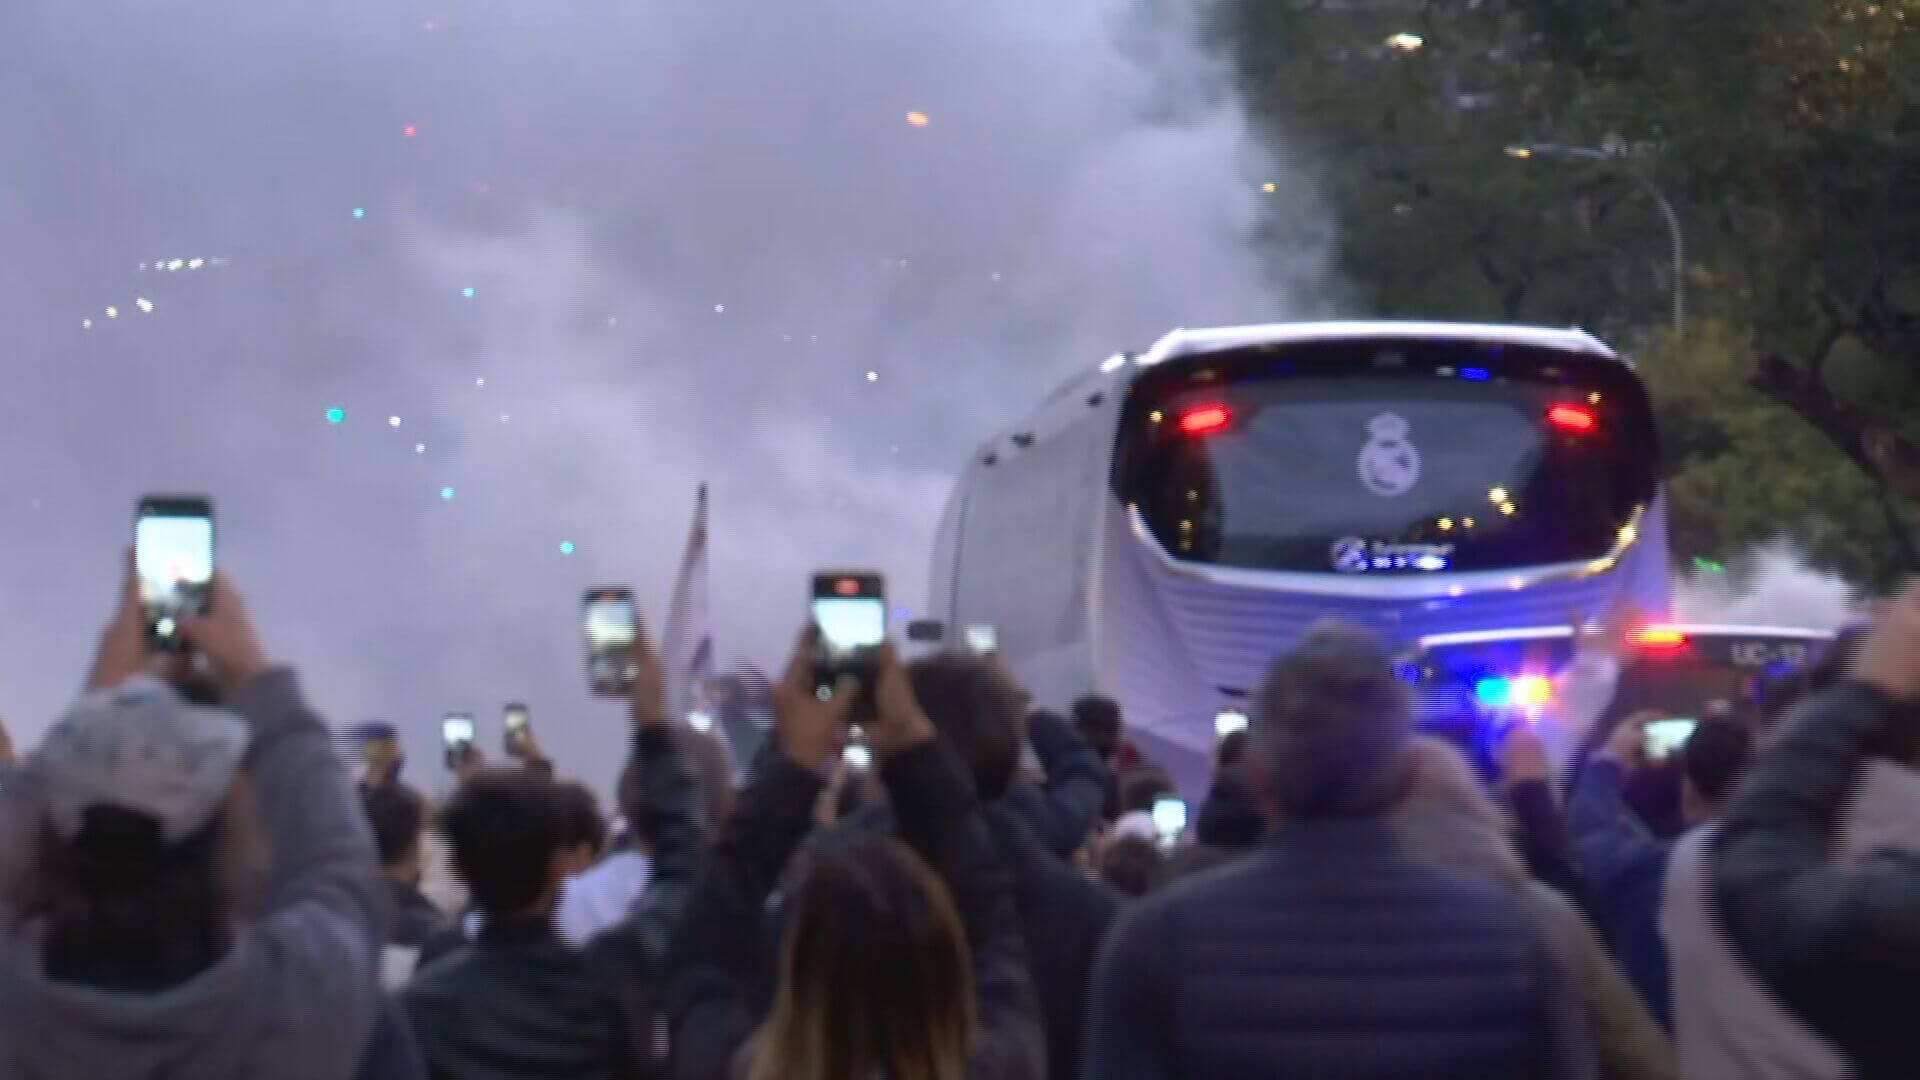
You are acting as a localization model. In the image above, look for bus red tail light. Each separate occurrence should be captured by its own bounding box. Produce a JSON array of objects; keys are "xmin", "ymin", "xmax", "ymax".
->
[
  {"xmin": 1178, "ymin": 404, "xmax": 1232, "ymax": 436},
  {"xmin": 1547, "ymin": 404, "xmax": 1597, "ymax": 433}
]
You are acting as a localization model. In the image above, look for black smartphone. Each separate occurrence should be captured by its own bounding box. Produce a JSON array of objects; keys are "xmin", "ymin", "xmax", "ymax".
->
[
  {"xmin": 503, "ymin": 702, "xmax": 532, "ymax": 756},
  {"xmin": 442, "ymin": 712, "xmax": 475, "ymax": 769},
  {"xmin": 812, "ymin": 571, "xmax": 886, "ymax": 706},
  {"xmin": 584, "ymin": 587, "xmax": 639, "ymax": 696},
  {"xmin": 134, "ymin": 495, "xmax": 215, "ymax": 651}
]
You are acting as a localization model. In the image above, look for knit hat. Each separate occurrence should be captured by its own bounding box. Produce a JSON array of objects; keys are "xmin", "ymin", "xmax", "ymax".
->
[{"xmin": 33, "ymin": 674, "xmax": 250, "ymax": 846}]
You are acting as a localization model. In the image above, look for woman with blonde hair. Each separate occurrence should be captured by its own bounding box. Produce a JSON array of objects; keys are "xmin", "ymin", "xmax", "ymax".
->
[
  {"xmin": 667, "ymin": 635, "xmax": 1042, "ymax": 1080},
  {"xmin": 1394, "ymin": 734, "xmax": 1679, "ymax": 1080}
]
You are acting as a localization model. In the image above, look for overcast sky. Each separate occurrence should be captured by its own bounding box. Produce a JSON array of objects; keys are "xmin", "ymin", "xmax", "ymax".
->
[{"xmin": 0, "ymin": 0, "xmax": 1336, "ymax": 794}]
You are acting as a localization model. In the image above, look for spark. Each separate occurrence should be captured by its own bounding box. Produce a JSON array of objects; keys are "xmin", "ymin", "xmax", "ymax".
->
[
  {"xmin": 1262, "ymin": 182, "xmax": 1278, "ymax": 193},
  {"xmin": 1385, "ymin": 32, "xmax": 1424, "ymax": 51}
]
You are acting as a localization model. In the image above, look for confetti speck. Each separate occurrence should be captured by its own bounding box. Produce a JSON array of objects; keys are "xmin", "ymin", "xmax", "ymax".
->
[
  {"xmin": 865, "ymin": 370, "xmax": 879, "ymax": 382},
  {"xmin": 352, "ymin": 207, "xmax": 366, "ymax": 219},
  {"xmin": 475, "ymin": 377, "xmax": 486, "ymax": 388},
  {"xmin": 1261, "ymin": 181, "xmax": 1278, "ymax": 194},
  {"xmin": 462, "ymin": 287, "xmax": 476, "ymax": 299},
  {"xmin": 404, "ymin": 125, "xmax": 419, "ymax": 138},
  {"xmin": 135, "ymin": 297, "xmax": 154, "ymax": 313},
  {"xmin": 440, "ymin": 486, "xmax": 456, "ymax": 501},
  {"xmin": 559, "ymin": 541, "xmax": 575, "ymax": 556},
  {"xmin": 105, "ymin": 306, "xmax": 119, "ymax": 319},
  {"xmin": 388, "ymin": 415, "xmax": 402, "ymax": 428},
  {"xmin": 81, "ymin": 318, "xmax": 93, "ymax": 330},
  {"xmin": 906, "ymin": 111, "xmax": 930, "ymax": 127},
  {"xmin": 326, "ymin": 407, "xmax": 347, "ymax": 425},
  {"xmin": 414, "ymin": 443, "xmax": 427, "ymax": 454},
  {"xmin": 499, "ymin": 413, "xmax": 510, "ymax": 423},
  {"xmin": 713, "ymin": 303, "xmax": 725, "ymax": 314},
  {"xmin": 187, "ymin": 258, "xmax": 204, "ymax": 270}
]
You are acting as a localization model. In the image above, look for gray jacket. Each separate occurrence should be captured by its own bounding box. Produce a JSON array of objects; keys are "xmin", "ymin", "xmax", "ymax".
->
[{"xmin": 0, "ymin": 669, "xmax": 385, "ymax": 1080}]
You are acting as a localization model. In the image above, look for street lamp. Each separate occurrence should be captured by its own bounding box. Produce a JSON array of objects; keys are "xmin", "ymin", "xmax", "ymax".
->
[{"xmin": 1504, "ymin": 141, "xmax": 1687, "ymax": 335}]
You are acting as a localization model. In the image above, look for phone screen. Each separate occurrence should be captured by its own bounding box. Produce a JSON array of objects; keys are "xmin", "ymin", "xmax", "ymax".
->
[
  {"xmin": 442, "ymin": 715, "xmax": 475, "ymax": 749},
  {"xmin": 1214, "ymin": 710, "xmax": 1250, "ymax": 739},
  {"xmin": 135, "ymin": 498, "xmax": 214, "ymax": 644},
  {"xmin": 584, "ymin": 594, "xmax": 637, "ymax": 650},
  {"xmin": 1151, "ymin": 796, "xmax": 1188, "ymax": 842},
  {"xmin": 1644, "ymin": 718, "xmax": 1697, "ymax": 761},
  {"xmin": 965, "ymin": 625, "xmax": 998, "ymax": 656},
  {"xmin": 583, "ymin": 588, "xmax": 638, "ymax": 696},
  {"xmin": 812, "ymin": 574, "xmax": 886, "ymax": 661}
]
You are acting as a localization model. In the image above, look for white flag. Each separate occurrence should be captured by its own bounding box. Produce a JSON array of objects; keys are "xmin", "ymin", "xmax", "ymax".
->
[{"xmin": 662, "ymin": 484, "xmax": 713, "ymax": 726}]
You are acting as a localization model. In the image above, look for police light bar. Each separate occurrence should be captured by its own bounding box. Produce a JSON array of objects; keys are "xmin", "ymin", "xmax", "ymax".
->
[{"xmin": 1635, "ymin": 627, "xmax": 1690, "ymax": 653}]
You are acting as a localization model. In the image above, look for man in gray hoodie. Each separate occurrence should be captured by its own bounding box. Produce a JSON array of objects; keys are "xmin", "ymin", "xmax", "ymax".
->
[{"xmin": 0, "ymin": 568, "xmax": 385, "ymax": 1080}]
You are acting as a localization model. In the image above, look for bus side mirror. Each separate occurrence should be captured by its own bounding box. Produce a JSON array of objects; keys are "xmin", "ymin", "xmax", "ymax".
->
[{"xmin": 906, "ymin": 620, "xmax": 947, "ymax": 643}]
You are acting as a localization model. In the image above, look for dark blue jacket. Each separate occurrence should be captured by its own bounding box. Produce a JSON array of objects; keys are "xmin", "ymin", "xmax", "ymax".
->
[
  {"xmin": 981, "ymin": 803, "xmax": 1122, "ymax": 1080},
  {"xmin": 1566, "ymin": 757, "xmax": 1672, "ymax": 1029},
  {"xmin": 1083, "ymin": 818, "xmax": 1597, "ymax": 1080},
  {"xmin": 1001, "ymin": 709, "xmax": 1110, "ymax": 858}
]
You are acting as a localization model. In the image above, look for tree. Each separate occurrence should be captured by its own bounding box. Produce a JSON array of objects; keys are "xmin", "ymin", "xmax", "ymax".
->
[{"xmin": 1216, "ymin": 0, "xmax": 1920, "ymax": 581}]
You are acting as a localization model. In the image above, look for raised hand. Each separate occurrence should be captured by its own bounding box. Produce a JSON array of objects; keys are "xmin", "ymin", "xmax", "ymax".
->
[{"xmin": 772, "ymin": 629, "xmax": 850, "ymax": 772}]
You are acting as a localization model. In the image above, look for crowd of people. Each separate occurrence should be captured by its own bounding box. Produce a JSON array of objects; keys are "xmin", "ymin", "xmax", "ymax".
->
[{"xmin": 2, "ymin": 558, "xmax": 1919, "ymax": 1079}]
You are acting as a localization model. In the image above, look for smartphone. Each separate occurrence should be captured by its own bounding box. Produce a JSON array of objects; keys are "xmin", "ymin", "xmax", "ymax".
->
[
  {"xmin": 1214, "ymin": 710, "xmax": 1250, "ymax": 739},
  {"xmin": 134, "ymin": 495, "xmax": 215, "ymax": 651},
  {"xmin": 1151, "ymin": 795, "xmax": 1189, "ymax": 847},
  {"xmin": 442, "ymin": 712, "xmax": 475, "ymax": 767},
  {"xmin": 583, "ymin": 587, "xmax": 639, "ymax": 696},
  {"xmin": 1644, "ymin": 717, "xmax": 1698, "ymax": 762},
  {"xmin": 812, "ymin": 571, "xmax": 886, "ymax": 701},
  {"xmin": 964, "ymin": 625, "xmax": 998, "ymax": 656},
  {"xmin": 503, "ymin": 702, "xmax": 531, "ymax": 755}
]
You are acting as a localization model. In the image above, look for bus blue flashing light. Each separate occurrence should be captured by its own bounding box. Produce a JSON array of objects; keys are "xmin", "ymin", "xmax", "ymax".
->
[{"xmin": 1460, "ymin": 367, "xmax": 1492, "ymax": 381}]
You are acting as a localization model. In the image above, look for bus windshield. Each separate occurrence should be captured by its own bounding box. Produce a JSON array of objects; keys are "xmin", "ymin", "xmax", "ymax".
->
[{"xmin": 1117, "ymin": 338, "xmax": 1658, "ymax": 574}]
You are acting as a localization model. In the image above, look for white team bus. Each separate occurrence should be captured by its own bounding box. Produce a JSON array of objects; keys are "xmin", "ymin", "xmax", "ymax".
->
[{"xmin": 926, "ymin": 321, "xmax": 1672, "ymax": 789}]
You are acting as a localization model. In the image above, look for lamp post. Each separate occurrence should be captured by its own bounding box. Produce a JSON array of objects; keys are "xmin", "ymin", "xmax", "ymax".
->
[{"xmin": 1505, "ymin": 141, "xmax": 1686, "ymax": 335}]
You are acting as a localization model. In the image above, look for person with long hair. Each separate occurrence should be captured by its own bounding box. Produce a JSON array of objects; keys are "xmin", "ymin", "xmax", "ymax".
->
[
  {"xmin": 666, "ymin": 634, "xmax": 1042, "ymax": 1080},
  {"xmin": 0, "ymin": 565, "xmax": 385, "ymax": 1079}
]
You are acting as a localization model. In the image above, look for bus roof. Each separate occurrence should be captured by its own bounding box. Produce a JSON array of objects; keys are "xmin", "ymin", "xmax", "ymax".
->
[{"xmin": 1138, "ymin": 321, "xmax": 1619, "ymax": 367}]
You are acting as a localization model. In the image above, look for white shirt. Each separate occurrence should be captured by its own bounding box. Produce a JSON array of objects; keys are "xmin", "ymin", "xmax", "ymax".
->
[{"xmin": 554, "ymin": 849, "xmax": 654, "ymax": 949}]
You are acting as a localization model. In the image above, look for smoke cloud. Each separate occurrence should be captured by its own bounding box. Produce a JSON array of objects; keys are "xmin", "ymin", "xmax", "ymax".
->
[{"xmin": 0, "ymin": 0, "xmax": 1335, "ymax": 793}]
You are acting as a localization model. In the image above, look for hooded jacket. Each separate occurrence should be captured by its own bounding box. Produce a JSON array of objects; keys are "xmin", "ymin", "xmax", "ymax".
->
[
  {"xmin": 0, "ymin": 669, "xmax": 386, "ymax": 1080},
  {"xmin": 1395, "ymin": 738, "xmax": 1677, "ymax": 1080}
]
